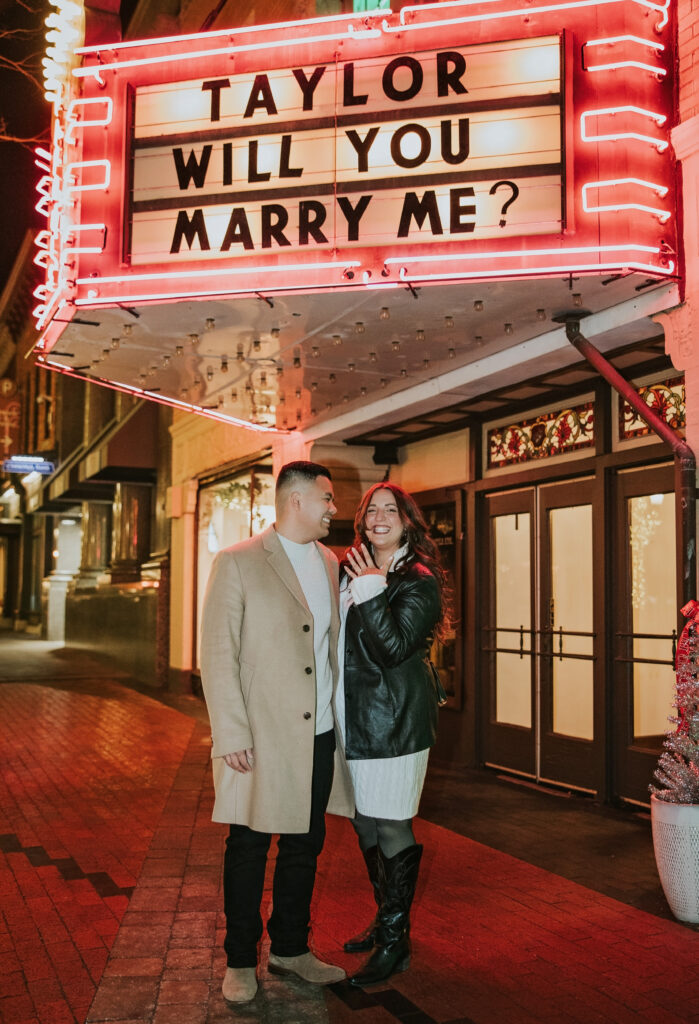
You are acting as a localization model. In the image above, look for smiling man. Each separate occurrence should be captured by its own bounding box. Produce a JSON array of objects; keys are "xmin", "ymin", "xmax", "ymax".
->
[{"xmin": 199, "ymin": 460, "xmax": 354, "ymax": 1005}]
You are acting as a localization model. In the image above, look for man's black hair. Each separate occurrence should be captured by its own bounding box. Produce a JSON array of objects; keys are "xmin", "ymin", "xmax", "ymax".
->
[{"xmin": 275, "ymin": 460, "xmax": 332, "ymax": 494}]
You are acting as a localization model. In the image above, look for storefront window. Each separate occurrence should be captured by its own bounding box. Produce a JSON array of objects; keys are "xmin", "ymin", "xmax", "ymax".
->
[{"xmin": 195, "ymin": 466, "xmax": 274, "ymax": 664}]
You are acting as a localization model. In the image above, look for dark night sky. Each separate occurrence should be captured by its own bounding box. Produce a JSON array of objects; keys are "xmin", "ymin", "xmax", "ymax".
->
[{"xmin": 0, "ymin": 0, "xmax": 52, "ymax": 292}]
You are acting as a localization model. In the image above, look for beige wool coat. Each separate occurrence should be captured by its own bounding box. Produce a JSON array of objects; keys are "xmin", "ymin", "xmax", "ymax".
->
[{"xmin": 199, "ymin": 525, "xmax": 354, "ymax": 832}]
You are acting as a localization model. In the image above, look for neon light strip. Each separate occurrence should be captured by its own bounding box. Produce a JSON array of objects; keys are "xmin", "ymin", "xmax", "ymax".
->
[
  {"xmin": 67, "ymin": 222, "xmax": 107, "ymax": 252},
  {"xmin": 35, "ymin": 175, "xmax": 52, "ymax": 198},
  {"xmin": 76, "ymin": 259, "xmax": 361, "ymax": 287},
  {"xmin": 398, "ymin": 0, "xmax": 669, "ymax": 24},
  {"xmin": 384, "ymin": 243, "xmax": 664, "ymax": 265},
  {"xmin": 580, "ymin": 106, "xmax": 668, "ymax": 149},
  {"xmin": 71, "ymin": 257, "xmax": 674, "ymax": 306},
  {"xmin": 394, "ymin": 260, "xmax": 675, "ymax": 282},
  {"xmin": 65, "ymin": 159, "xmax": 110, "ymax": 191},
  {"xmin": 585, "ymin": 60, "xmax": 666, "ymax": 74},
  {"xmin": 585, "ymin": 34, "xmax": 664, "ymax": 49},
  {"xmin": 582, "ymin": 178, "xmax": 670, "ymax": 220},
  {"xmin": 65, "ymin": 97, "xmax": 113, "ymax": 140},
  {"xmin": 74, "ymin": 28, "xmax": 381, "ymax": 78},
  {"xmin": 76, "ymin": 9, "xmax": 390, "ymax": 55},
  {"xmin": 73, "ymin": 277, "xmax": 387, "ymax": 305},
  {"xmin": 39, "ymin": 359, "xmax": 281, "ymax": 433},
  {"xmin": 387, "ymin": 0, "xmax": 670, "ymax": 32}
]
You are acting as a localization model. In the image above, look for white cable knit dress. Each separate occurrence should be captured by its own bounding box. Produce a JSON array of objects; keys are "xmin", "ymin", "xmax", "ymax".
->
[{"xmin": 335, "ymin": 560, "xmax": 430, "ymax": 820}]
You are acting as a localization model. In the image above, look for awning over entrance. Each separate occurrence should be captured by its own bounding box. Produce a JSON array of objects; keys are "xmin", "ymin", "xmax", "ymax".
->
[{"xmin": 78, "ymin": 400, "xmax": 158, "ymax": 484}]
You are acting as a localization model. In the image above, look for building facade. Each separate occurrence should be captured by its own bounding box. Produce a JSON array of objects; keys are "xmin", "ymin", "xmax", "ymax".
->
[{"xmin": 2, "ymin": 0, "xmax": 698, "ymax": 807}]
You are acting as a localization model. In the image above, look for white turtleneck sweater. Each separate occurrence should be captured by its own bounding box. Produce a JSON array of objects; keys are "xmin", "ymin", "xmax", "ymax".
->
[{"xmin": 277, "ymin": 533, "xmax": 334, "ymax": 736}]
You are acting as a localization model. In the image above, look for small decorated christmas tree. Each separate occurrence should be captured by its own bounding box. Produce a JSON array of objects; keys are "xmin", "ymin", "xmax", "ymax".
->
[{"xmin": 650, "ymin": 600, "xmax": 699, "ymax": 804}]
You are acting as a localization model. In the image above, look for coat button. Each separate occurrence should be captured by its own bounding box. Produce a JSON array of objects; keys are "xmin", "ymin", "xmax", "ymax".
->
[
  {"xmin": 303, "ymin": 624, "xmax": 310, "ymax": 632},
  {"xmin": 305, "ymin": 666, "xmax": 313, "ymax": 674},
  {"xmin": 303, "ymin": 711, "xmax": 312, "ymax": 720}
]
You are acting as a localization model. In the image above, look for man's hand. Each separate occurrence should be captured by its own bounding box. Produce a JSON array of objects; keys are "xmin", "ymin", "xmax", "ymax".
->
[{"xmin": 223, "ymin": 748, "xmax": 254, "ymax": 773}]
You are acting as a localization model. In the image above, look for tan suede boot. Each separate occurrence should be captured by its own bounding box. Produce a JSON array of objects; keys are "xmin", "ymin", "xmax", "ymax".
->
[
  {"xmin": 222, "ymin": 966, "xmax": 258, "ymax": 1003},
  {"xmin": 268, "ymin": 951, "xmax": 346, "ymax": 984}
]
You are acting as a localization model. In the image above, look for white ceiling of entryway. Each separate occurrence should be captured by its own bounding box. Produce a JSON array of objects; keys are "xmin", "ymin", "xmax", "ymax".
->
[{"xmin": 43, "ymin": 272, "xmax": 679, "ymax": 440}]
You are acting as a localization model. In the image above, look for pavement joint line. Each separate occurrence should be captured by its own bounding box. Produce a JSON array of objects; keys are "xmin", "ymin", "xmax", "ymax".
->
[{"xmin": 0, "ymin": 832, "xmax": 136, "ymax": 898}]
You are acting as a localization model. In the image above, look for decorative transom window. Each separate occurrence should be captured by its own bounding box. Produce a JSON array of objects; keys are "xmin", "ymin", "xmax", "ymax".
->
[
  {"xmin": 488, "ymin": 402, "xmax": 595, "ymax": 469},
  {"xmin": 619, "ymin": 375, "xmax": 685, "ymax": 441}
]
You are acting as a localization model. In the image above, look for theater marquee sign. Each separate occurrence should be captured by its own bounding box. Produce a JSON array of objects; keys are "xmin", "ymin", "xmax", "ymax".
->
[
  {"xmin": 33, "ymin": 0, "xmax": 675, "ymax": 341},
  {"xmin": 131, "ymin": 37, "xmax": 562, "ymax": 263}
]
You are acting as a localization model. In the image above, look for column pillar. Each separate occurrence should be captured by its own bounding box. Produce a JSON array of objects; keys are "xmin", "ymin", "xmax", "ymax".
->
[
  {"xmin": 75, "ymin": 501, "xmax": 111, "ymax": 589},
  {"xmin": 652, "ymin": 114, "xmax": 699, "ymax": 598},
  {"xmin": 110, "ymin": 482, "xmax": 152, "ymax": 583},
  {"xmin": 167, "ymin": 479, "xmax": 198, "ymax": 693}
]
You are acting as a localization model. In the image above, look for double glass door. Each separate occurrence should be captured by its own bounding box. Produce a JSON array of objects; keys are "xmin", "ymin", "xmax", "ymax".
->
[{"xmin": 481, "ymin": 479, "xmax": 599, "ymax": 791}]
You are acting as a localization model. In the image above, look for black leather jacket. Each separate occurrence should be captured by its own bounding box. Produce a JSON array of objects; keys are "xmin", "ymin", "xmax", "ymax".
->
[{"xmin": 343, "ymin": 561, "xmax": 442, "ymax": 760}]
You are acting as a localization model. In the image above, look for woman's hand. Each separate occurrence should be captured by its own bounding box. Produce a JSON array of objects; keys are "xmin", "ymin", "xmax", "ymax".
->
[{"xmin": 346, "ymin": 542, "xmax": 390, "ymax": 578}]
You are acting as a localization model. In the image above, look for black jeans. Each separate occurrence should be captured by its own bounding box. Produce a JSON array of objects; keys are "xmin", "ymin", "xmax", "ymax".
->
[{"xmin": 223, "ymin": 729, "xmax": 336, "ymax": 967}]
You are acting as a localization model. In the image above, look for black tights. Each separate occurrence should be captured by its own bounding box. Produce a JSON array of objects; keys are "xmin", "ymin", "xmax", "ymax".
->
[{"xmin": 351, "ymin": 809, "xmax": 415, "ymax": 859}]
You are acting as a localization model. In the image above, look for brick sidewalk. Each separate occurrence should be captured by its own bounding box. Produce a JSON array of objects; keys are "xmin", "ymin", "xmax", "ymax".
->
[
  {"xmin": 0, "ymin": 680, "xmax": 195, "ymax": 1024},
  {"xmin": 1, "ymin": 678, "xmax": 698, "ymax": 1024}
]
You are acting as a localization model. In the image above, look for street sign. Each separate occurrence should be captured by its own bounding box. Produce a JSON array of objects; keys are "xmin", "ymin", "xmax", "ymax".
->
[{"xmin": 3, "ymin": 456, "xmax": 55, "ymax": 475}]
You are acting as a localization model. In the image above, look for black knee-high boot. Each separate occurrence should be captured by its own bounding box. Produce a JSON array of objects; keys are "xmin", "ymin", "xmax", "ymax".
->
[
  {"xmin": 344, "ymin": 846, "xmax": 382, "ymax": 953},
  {"xmin": 349, "ymin": 844, "xmax": 422, "ymax": 987}
]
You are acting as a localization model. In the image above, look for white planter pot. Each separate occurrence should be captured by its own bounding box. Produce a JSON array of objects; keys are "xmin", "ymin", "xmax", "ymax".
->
[{"xmin": 650, "ymin": 794, "xmax": 699, "ymax": 924}]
